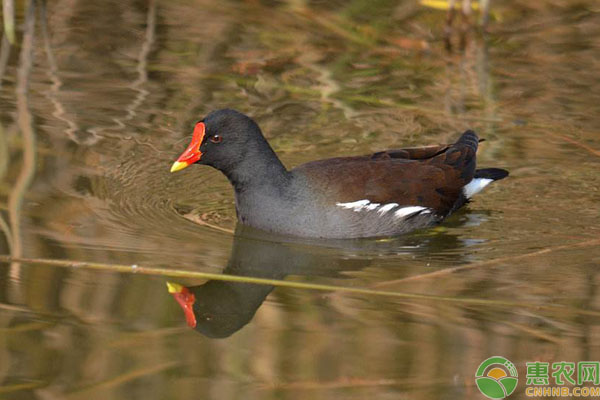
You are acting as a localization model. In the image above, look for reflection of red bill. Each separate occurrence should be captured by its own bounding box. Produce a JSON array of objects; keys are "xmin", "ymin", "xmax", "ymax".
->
[
  {"xmin": 170, "ymin": 122, "xmax": 206, "ymax": 172},
  {"xmin": 166, "ymin": 282, "xmax": 197, "ymax": 328}
]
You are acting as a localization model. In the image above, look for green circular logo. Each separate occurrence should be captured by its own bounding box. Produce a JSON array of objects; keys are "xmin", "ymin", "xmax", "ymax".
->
[{"xmin": 475, "ymin": 356, "xmax": 518, "ymax": 399}]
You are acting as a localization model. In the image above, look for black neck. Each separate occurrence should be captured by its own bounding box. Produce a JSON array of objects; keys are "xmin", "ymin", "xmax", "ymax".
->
[{"xmin": 221, "ymin": 138, "xmax": 290, "ymax": 193}]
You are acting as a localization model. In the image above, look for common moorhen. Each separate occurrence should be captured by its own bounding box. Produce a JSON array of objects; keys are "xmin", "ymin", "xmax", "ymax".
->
[{"xmin": 171, "ymin": 109, "xmax": 508, "ymax": 238}]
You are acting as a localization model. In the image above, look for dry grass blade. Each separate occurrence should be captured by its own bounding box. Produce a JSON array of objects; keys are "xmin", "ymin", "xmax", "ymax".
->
[
  {"xmin": 2, "ymin": 0, "xmax": 15, "ymax": 44},
  {"xmin": 259, "ymin": 376, "xmax": 448, "ymax": 390},
  {"xmin": 0, "ymin": 302, "xmax": 32, "ymax": 313},
  {"xmin": 296, "ymin": 9, "xmax": 373, "ymax": 46},
  {"xmin": 108, "ymin": 327, "xmax": 188, "ymax": 348},
  {"xmin": 40, "ymin": 0, "xmax": 80, "ymax": 143},
  {"xmin": 550, "ymin": 132, "xmax": 600, "ymax": 158},
  {"xmin": 0, "ymin": 123, "xmax": 7, "ymax": 183},
  {"xmin": 371, "ymin": 238, "xmax": 600, "ymax": 288},
  {"xmin": 524, "ymin": 120, "xmax": 600, "ymax": 158},
  {"xmin": 0, "ymin": 123, "xmax": 12, "ymax": 252},
  {"xmin": 1, "ymin": 255, "xmax": 600, "ymax": 317},
  {"xmin": 0, "ymin": 216, "xmax": 11, "ymax": 250},
  {"xmin": 500, "ymin": 321, "xmax": 563, "ymax": 344},
  {"xmin": 8, "ymin": 0, "xmax": 36, "ymax": 280},
  {"xmin": 0, "ymin": 121, "xmax": 13, "ymax": 251},
  {"xmin": 0, "ymin": 381, "xmax": 46, "ymax": 394},
  {"xmin": 66, "ymin": 361, "xmax": 178, "ymax": 399},
  {"xmin": 0, "ymin": 35, "xmax": 11, "ymax": 89},
  {"xmin": 0, "ymin": 321, "xmax": 49, "ymax": 333},
  {"xmin": 110, "ymin": 0, "xmax": 156, "ymax": 131}
]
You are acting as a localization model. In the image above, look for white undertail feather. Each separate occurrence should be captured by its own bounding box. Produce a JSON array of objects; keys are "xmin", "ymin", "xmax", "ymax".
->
[
  {"xmin": 336, "ymin": 200, "xmax": 430, "ymax": 218},
  {"xmin": 463, "ymin": 178, "xmax": 494, "ymax": 199}
]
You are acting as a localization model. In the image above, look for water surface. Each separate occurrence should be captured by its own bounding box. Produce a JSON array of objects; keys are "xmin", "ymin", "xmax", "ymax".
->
[{"xmin": 1, "ymin": 1, "xmax": 599, "ymax": 399}]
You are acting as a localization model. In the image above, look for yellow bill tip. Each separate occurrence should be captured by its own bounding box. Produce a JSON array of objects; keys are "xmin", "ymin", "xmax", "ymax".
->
[
  {"xmin": 166, "ymin": 281, "xmax": 184, "ymax": 293},
  {"xmin": 170, "ymin": 161, "xmax": 189, "ymax": 173}
]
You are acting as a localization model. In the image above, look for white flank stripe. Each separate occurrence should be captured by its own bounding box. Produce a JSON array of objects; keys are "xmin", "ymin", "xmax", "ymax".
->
[
  {"xmin": 463, "ymin": 178, "xmax": 494, "ymax": 198},
  {"xmin": 365, "ymin": 203, "xmax": 381, "ymax": 211},
  {"xmin": 377, "ymin": 203, "xmax": 398, "ymax": 215},
  {"xmin": 336, "ymin": 199, "xmax": 370, "ymax": 212},
  {"xmin": 394, "ymin": 206, "xmax": 427, "ymax": 218},
  {"xmin": 337, "ymin": 201, "xmax": 431, "ymax": 219}
]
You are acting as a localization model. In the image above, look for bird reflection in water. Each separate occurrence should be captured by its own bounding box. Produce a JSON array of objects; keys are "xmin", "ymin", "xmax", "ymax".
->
[
  {"xmin": 167, "ymin": 213, "xmax": 488, "ymax": 338},
  {"xmin": 167, "ymin": 225, "xmax": 368, "ymax": 338}
]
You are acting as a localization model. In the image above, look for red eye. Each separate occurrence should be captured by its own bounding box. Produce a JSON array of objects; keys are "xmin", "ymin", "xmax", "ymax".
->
[{"xmin": 210, "ymin": 135, "xmax": 223, "ymax": 144}]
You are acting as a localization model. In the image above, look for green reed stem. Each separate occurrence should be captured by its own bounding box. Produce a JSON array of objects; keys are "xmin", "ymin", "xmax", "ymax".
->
[{"xmin": 1, "ymin": 255, "xmax": 599, "ymax": 317}]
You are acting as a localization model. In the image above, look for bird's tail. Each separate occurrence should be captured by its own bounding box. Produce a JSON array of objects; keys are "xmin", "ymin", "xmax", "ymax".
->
[
  {"xmin": 453, "ymin": 130, "xmax": 479, "ymax": 152},
  {"xmin": 463, "ymin": 168, "xmax": 510, "ymax": 199},
  {"xmin": 474, "ymin": 168, "xmax": 509, "ymax": 181},
  {"xmin": 452, "ymin": 130, "xmax": 510, "ymax": 199}
]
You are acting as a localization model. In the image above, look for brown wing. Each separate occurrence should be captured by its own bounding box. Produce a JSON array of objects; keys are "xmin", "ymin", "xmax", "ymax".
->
[
  {"xmin": 369, "ymin": 144, "xmax": 449, "ymax": 160},
  {"xmin": 293, "ymin": 135, "xmax": 477, "ymax": 216}
]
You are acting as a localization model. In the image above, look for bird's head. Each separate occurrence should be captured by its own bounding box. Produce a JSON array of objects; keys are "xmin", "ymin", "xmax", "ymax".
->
[{"xmin": 170, "ymin": 109, "xmax": 263, "ymax": 173}]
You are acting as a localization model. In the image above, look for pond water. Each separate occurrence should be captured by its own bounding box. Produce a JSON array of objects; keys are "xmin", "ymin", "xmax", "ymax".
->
[{"xmin": 1, "ymin": 0, "xmax": 599, "ymax": 399}]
